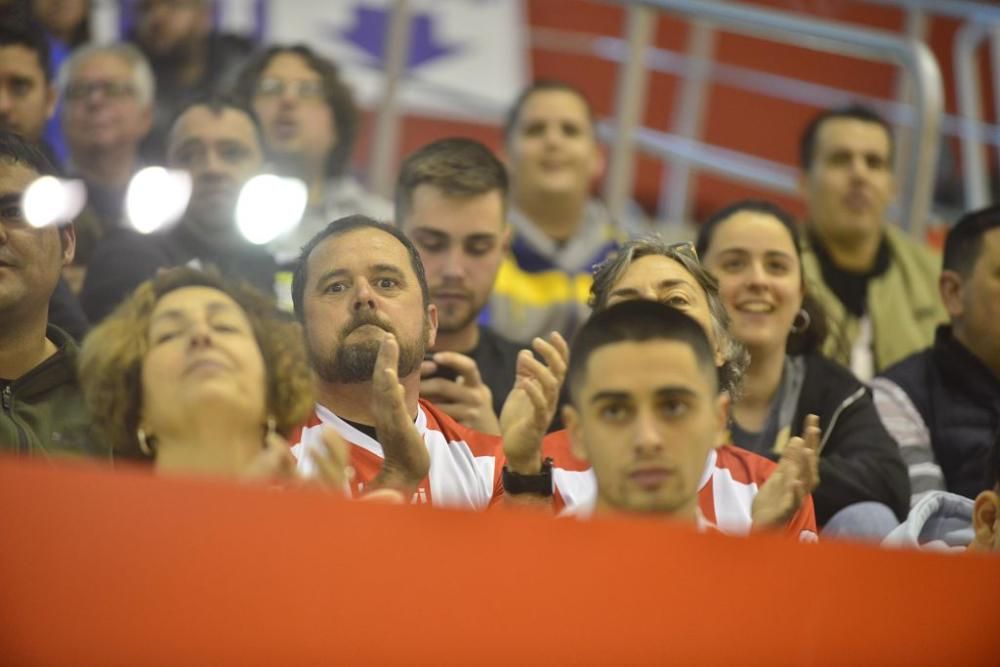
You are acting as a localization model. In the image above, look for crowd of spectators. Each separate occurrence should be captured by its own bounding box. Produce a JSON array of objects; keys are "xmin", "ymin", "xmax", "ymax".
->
[{"xmin": 1, "ymin": 0, "xmax": 998, "ymax": 557}]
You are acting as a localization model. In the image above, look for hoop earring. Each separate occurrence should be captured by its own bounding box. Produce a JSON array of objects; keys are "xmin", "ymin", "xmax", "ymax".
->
[
  {"xmin": 790, "ymin": 308, "xmax": 811, "ymax": 334},
  {"xmin": 137, "ymin": 428, "xmax": 154, "ymax": 457}
]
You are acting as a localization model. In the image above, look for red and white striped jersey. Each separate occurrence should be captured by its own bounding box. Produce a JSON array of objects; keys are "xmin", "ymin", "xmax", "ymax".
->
[
  {"xmin": 291, "ymin": 399, "xmax": 504, "ymax": 510},
  {"xmin": 544, "ymin": 430, "xmax": 818, "ymax": 541}
]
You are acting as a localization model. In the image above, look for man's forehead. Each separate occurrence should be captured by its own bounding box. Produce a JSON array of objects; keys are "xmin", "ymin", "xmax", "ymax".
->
[
  {"xmin": 0, "ymin": 45, "xmax": 46, "ymax": 78},
  {"xmin": 816, "ymin": 118, "xmax": 890, "ymax": 153},
  {"xmin": 521, "ymin": 89, "xmax": 590, "ymax": 118},
  {"xmin": 170, "ymin": 107, "xmax": 258, "ymax": 146},
  {"xmin": 407, "ymin": 188, "xmax": 504, "ymax": 234},
  {"xmin": 0, "ymin": 160, "xmax": 41, "ymax": 189},
  {"xmin": 309, "ymin": 228, "xmax": 411, "ymax": 272},
  {"xmin": 74, "ymin": 53, "xmax": 132, "ymax": 78},
  {"xmin": 978, "ymin": 227, "xmax": 1000, "ymax": 261},
  {"xmin": 584, "ymin": 340, "xmax": 709, "ymax": 394}
]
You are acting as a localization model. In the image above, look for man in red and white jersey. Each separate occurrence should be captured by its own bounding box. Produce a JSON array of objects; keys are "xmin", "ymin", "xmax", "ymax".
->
[
  {"xmin": 545, "ymin": 430, "xmax": 817, "ymax": 538},
  {"xmin": 502, "ymin": 236, "xmax": 818, "ymax": 535},
  {"xmin": 288, "ymin": 215, "xmax": 507, "ymax": 508},
  {"xmin": 554, "ymin": 299, "xmax": 817, "ymax": 539}
]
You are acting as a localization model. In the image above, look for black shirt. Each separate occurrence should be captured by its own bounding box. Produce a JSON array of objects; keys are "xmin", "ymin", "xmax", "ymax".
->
[
  {"xmin": 809, "ymin": 229, "xmax": 891, "ymax": 317},
  {"xmin": 80, "ymin": 224, "xmax": 279, "ymax": 323},
  {"xmin": 466, "ymin": 326, "xmax": 566, "ymax": 432},
  {"xmin": 466, "ymin": 326, "xmax": 523, "ymax": 418}
]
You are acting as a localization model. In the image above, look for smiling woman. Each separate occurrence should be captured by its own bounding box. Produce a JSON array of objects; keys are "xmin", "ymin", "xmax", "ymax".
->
[
  {"xmin": 77, "ymin": 267, "xmax": 342, "ymax": 483},
  {"xmin": 696, "ymin": 200, "xmax": 910, "ymax": 534}
]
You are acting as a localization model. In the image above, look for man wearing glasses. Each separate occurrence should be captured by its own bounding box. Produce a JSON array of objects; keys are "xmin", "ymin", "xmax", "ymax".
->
[
  {"xmin": 233, "ymin": 45, "xmax": 391, "ymax": 269},
  {"xmin": 57, "ymin": 43, "xmax": 154, "ymax": 263}
]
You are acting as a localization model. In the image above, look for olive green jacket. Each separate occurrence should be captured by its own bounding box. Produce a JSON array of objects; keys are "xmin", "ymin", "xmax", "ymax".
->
[
  {"xmin": 802, "ymin": 225, "xmax": 948, "ymax": 373},
  {"xmin": 0, "ymin": 326, "xmax": 107, "ymax": 459}
]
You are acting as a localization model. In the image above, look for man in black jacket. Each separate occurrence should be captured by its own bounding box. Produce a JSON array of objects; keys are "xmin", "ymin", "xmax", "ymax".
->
[
  {"xmin": 874, "ymin": 204, "xmax": 1000, "ymax": 507},
  {"xmin": 80, "ymin": 95, "xmax": 276, "ymax": 322},
  {"xmin": 0, "ymin": 130, "xmax": 102, "ymax": 457}
]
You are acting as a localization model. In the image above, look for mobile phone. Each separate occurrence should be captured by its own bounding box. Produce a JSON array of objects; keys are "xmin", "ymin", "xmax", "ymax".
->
[{"xmin": 423, "ymin": 353, "xmax": 459, "ymax": 382}]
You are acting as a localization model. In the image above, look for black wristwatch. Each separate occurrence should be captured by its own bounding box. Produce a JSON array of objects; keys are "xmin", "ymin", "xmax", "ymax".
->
[{"xmin": 502, "ymin": 457, "xmax": 554, "ymax": 496}]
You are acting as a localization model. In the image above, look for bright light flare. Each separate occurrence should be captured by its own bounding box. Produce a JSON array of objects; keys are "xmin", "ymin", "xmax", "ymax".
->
[
  {"xmin": 22, "ymin": 177, "xmax": 86, "ymax": 229},
  {"xmin": 125, "ymin": 167, "xmax": 192, "ymax": 234},
  {"xmin": 235, "ymin": 174, "xmax": 307, "ymax": 246}
]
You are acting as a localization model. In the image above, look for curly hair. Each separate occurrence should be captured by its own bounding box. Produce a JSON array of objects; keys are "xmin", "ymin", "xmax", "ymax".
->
[
  {"xmin": 588, "ymin": 236, "xmax": 750, "ymax": 398},
  {"xmin": 79, "ymin": 267, "xmax": 314, "ymax": 460}
]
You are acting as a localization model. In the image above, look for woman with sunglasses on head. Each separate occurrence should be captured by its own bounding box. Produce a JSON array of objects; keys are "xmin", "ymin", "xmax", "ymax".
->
[
  {"xmin": 696, "ymin": 200, "xmax": 909, "ymax": 537},
  {"xmin": 78, "ymin": 267, "xmax": 348, "ymax": 485}
]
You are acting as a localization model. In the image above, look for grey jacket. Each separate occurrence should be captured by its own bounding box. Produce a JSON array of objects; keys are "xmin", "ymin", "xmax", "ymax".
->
[{"xmin": 882, "ymin": 491, "xmax": 973, "ymax": 551}]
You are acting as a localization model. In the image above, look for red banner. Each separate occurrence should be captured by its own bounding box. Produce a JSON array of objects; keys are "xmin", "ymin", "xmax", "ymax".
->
[{"xmin": 0, "ymin": 455, "xmax": 996, "ymax": 665}]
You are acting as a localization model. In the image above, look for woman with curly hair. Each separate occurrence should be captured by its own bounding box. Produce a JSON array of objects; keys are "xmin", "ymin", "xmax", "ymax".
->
[{"xmin": 78, "ymin": 266, "xmax": 345, "ymax": 482}]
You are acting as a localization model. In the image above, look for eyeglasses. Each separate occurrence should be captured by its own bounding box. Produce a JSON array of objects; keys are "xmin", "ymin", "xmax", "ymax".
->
[
  {"xmin": 254, "ymin": 78, "xmax": 325, "ymax": 102},
  {"xmin": 64, "ymin": 80, "xmax": 136, "ymax": 102}
]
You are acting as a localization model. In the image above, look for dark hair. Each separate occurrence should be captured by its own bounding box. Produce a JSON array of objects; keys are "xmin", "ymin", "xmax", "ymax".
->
[
  {"xmin": 291, "ymin": 215, "xmax": 430, "ymax": 321},
  {"xmin": 503, "ymin": 79, "xmax": 596, "ymax": 143},
  {"xmin": 166, "ymin": 93, "xmax": 265, "ymax": 153},
  {"xmin": 395, "ymin": 137, "xmax": 508, "ymax": 224},
  {"xmin": 0, "ymin": 19, "xmax": 51, "ymax": 82},
  {"xmin": 233, "ymin": 44, "xmax": 358, "ymax": 178},
  {"xmin": 0, "ymin": 128, "xmax": 57, "ymax": 176},
  {"xmin": 568, "ymin": 300, "xmax": 717, "ymax": 404},
  {"xmin": 992, "ymin": 428, "xmax": 1000, "ymax": 489},
  {"xmin": 942, "ymin": 204, "xmax": 1000, "ymax": 278},
  {"xmin": 799, "ymin": 104, "xmax": 894, "ymax": 170},
  {"xmin": 698, "ymin": 199, "xmax": 829, "ymax": 356}
]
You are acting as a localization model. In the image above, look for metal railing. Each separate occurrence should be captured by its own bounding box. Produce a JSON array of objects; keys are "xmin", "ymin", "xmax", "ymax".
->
[{"xmin": 603, "ymin": 0, "xmax": 944, "ymax": 239}]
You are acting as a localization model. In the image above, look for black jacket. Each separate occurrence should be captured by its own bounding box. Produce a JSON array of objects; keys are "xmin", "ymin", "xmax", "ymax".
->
[
  {"xmin": 80, "ymin": 225, "xmax": 279, "ymax": 323},
  {"xmin": 880, "ymin": 326, "xmax": 999, "ymax": 500},
  {"xmin": 771, "ymin": 353, "xmax": 910, "ymax": 525}
]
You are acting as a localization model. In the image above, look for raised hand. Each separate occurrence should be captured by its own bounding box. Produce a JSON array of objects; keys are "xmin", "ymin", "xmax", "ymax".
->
[
  {"xmin": 420, "ymin": 351, "xmax": 500, "ymax": 435},
  {"xmin": 370, "ymin": 333, "xmax": 430, "ymax": 494},
  {"xmin": 752, "ymin": 414, "xmax": 821, "ymax": 529},
  {"xmin": 500, "ymin": 332, "xmax": 569, "ymax": 475}
]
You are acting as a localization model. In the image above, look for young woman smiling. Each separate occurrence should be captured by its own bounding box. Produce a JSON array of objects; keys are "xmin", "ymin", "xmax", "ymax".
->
[{"xmin": 697, "ymin": 200, "xmax": 909, "ymax": 536}]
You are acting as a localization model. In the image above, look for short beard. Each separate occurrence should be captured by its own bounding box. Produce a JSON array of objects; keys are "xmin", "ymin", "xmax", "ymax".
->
[
  {"xmin": 435, "ymin": 306, "xmax": 478, "ymax": 336},
  {"xmin": 310, "ymin": 313, "xmax": 428, "ymax": 384}
]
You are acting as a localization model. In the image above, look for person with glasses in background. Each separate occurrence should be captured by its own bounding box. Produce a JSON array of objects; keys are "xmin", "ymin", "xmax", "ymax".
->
[
  {"xmin": 233, "ymin": 45, "xmax": 391, "ymax": 272},
  {"xmin": 57, "ymin": 42, "xmax": 154, "ymax": 266},
  {"xmin": 130, "ymin": 0, "xmax": 255, "ymax": 162}
]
